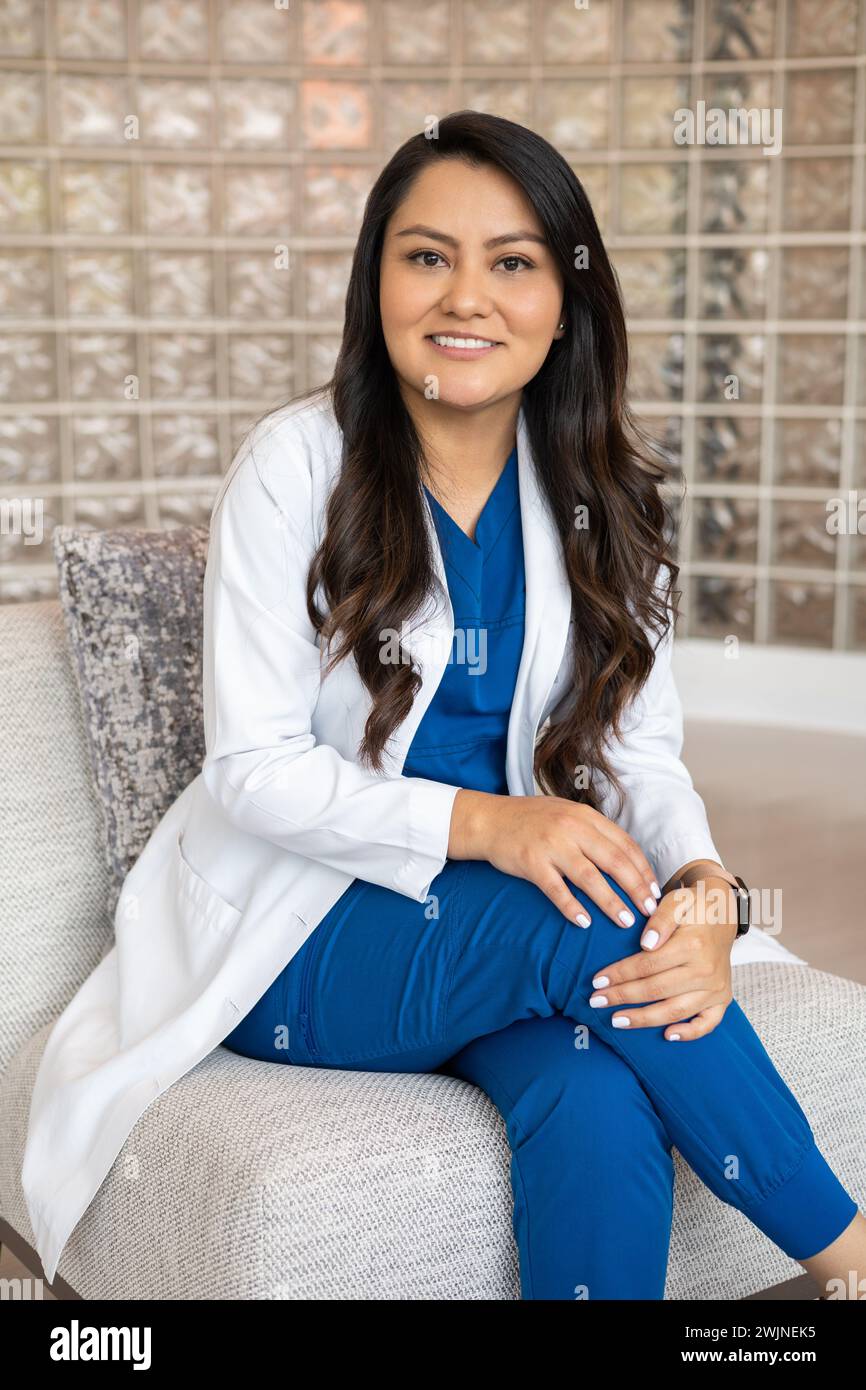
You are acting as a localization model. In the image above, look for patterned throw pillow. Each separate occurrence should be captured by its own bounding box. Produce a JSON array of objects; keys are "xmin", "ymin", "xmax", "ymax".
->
[{"xmin": 51, "ymin": 523, "xmax": 210, "ymax": 920}]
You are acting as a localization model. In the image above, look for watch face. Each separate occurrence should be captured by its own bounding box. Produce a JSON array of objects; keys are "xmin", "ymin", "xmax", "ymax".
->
[{"xmin": 734, "ymin": 876, "xmax": 750, "ymax": 932}]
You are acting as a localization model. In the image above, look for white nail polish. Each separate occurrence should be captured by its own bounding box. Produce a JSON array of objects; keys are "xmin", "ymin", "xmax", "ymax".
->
[
  {"xmin": 668, "ymin": 1032, "xmax": 681, "ymax": 1041},
  {"xmin": 592, "ymin": 974, "xmax": 609, "ymax": 989},
  {"xmin": 641, "ymin": 928, "xmax": 659, "ymax": 950},
  {"xmin": 589, "ymin": 994, "xmax": 607, "ymax": 1008},
  {"xmin": 651, "ymin": 881, "xmax": 661, "ymax": 899},
  {"xmin": 618, "ymin": 909, "xmax": 634, "ymax": 927},
  {"xmin": 643, "ymin": 896, "xmax": 656, "ymax": 915},
  {"xmin": 575, "ymin": 911, "xmax": 591, "ymax": 928},
  {"xmin": 612, "ymin": 1015, "xmax": 631, "ymax": 1028}
]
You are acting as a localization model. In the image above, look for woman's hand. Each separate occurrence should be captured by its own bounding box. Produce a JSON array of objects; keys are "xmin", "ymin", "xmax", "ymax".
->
[
  {"xmin": 586, "ymin": 876, "xmax": 739, "ymax": 1040},
  {"xmin": 448, "ymin": 788, "xmax": 662, "ymax": 927}
]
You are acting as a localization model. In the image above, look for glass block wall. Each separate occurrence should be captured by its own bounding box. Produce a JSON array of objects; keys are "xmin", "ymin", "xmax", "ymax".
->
[{"xmin": 0, "ymin": 0, "xmax": 864, "ymax": 650}]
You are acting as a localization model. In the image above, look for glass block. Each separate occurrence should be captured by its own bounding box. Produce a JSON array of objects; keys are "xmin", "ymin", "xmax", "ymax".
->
[
  {"xmin": 850, "ymin": 587, "xmax": 866, "ymax": 650},
  {"xmin": 218, "ymin": 79, "xmax": 295, "ymax": 149},
  {"xmin": 301, "ymin": 80, "xmax": 372, "ymax": 150},
  {"xmin": 852, "ymin": 528, "xmax": 866, "ymax": 572},
  {"xmin": 628, "ymin": 333, "xmax": 684, "ymax": 402},
  {"xmin": 0, "ymin": 415, "xmax": 61, "ymax": 486},
  {"xmin": 152, "ymin": 415, "xmax": 220, "ymax": 477},
  {"xmin": 56, "ymin": 75, "xmax": 131, "ymax": 145},
  {"xmin": 303, "ymin": 165, "xmax": 372, "ymax": 237},
  {"xmin": 781, "ymin": 248, "xmax": 849, "ymax": 321},
  {"xmin": 304, "ymin": 252, "xmax": 352, "ymax": 320},
  {"xmin": 71, "ymin": 415, "xmax": 140, "ymax": 482},
  {"xmin": 785, "ymin": 70, "xmax": 856, "ymax": 146},
  {"xmin": 704, "ymin": 0, "xmax": 777, "ymax": 60},
  {"xmin": 775, "ymin": 418, "xmax": 842, "ymax": 487},
  {"xmin": 223, "ymin": 166, "xmax": 292, "ymax": 237},
  {"xmin": 0, "ymin": 161, "xmax": 49, "ymax": 232},
  {"xmin": 694, "ymin": 496, "xmax": 759, "ymax": 564},
  {"xmin": 855, "ymin": 423, "xmax": 866, "ymax": 489},
  {"xmin": 67, "ymin": 332, "xmax": 137, "ymax": 400},
  {"xmin": 60, "ymin": 161, "xmax": 131, "ymax": 233},
  {"xmin": 156, "ymin": 491, "xmax": 219, "ymax": 528},
  {"xmin": 0, "ymin": 333, "xmax": 56, "ymax": 400},
  {"xmin": 787, "ymin": 0, "xmax": 858, "ymax": 55},
  {"xmin": 623, "ymin": 0, "xmax": 693, "ymax": 62},
  {"xmin": 148, "ymin": 251, "xmax": 215, "ymax": 318},
  {"xmin": 697, "ymin": 415, "xmax": 762, "ymax": 483},
  {"xmin": 73, "ymin": 494, "xmax": 147, "ymax": 529},
  {"xmin": 382, "ymin": 0, "xmax": 449, "ymax": 63},
  {"xmin": 0, "ymin": 72, "xmax": 46, "ymax": 142},
  {"xmin": 777, "ymin": 334, "xmax": 845, "ymax": 406},
  {"xmin": 149, "ymin": 334, "xmax": 217, "ymax": 399},
  {"xmin": 463, "ymin": 0, "xmax": 531, "ymax": 62},
  {"xmin": 698, "ymin": 248, "xmax": 770, "ymax": 320},
  {"xmin": 611, "ymin": 249, "xmax": 686, "ymax": 319},
  {"xmin": 691, "ymin": 574, "xmax": 757, "ymax": 641},
  {"xmin": 0, "ymin": 499, "xmax": 62, "ymax": 565},
  {"xmin": 541, "ymin": 0, "xmax": 611, "ymax": 63},
  {"xmin": 0, "ymin": 250, "xmax": 53, "ymax": 317},
  {"xmin": 782, "ymin": 158, "xmax": 852, "ymax": 232},
  {"xmin": 0, "ymin": 0, "xmax": 44, "ymax": 56},
  {"xmin": 139, "ymin": 0, "xmax": 209, "ymax": 62},
  {"xmin": 135, "ymin": 79, "xmax": 212, "ymax": 147},
  {"xmin": 219, "ymin": 0, "xmax": 294, "ymax": 63},
  {"xmin": 772, "ymin": 498, "xmax": 837, "ymax": 570},
  {"xmin": 226, "ymin": 252, "xmax": 293, "ymax": 320},
  {"xmin": 307, "ymin": 334, "xmax": 341, "ymax": 390},
  {"xmin": 701, "ymin": 69, "xmax": 773, "ymax": 117},
  {"xmin": 56, "ymin": 0, "xmax": 126, "ymax": 59},
  {"xmin": 539, "ymin": 80, "xmax": 610, "ymax": 150},
  {"xmin": 698, "ymin": 334, "xmax": 765, "ymax": 403},
  {"xmin": 771, "ymin": 579, "xmax": 835, "ymax": 646},
  {"xmin": 0, "ymin": 571, "xmax": 60, "ymax": 604},
  {"xmin": 461, "ymin": 83, "xmax": 533, "ymax": 129},
  {"xmin": 622, "ymin": 77, "xmax": 690, "ymax": 149},
  {"xmin": 64, "ymin": 250, "xmax": 135, "ymax": 317},
  {"xmin": 382, "ymin": 84, "xmax": 454, "ymax": 152},
  {"xmin": 143, "ymin": 165, "xmax": 213, "ymax": 237},
  {"xmin": 700, "ymin": 159, "xmax": 769, "ymax": 234},
  {"xmin": 619, "ymin": 163, "xmax": 687, "ymax": 235},
  {"xmin": 228, "ymin": 334, "xmax": 295, "ymax": 398}
]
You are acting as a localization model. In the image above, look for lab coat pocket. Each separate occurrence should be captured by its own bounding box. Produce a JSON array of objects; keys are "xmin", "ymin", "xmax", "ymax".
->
[{"xmin": 175, "ymin": 828, "xmax": 243, "ymax": 934}]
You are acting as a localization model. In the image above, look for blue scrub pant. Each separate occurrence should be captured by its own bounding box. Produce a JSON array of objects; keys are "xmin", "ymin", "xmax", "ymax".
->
[{"xmin": 222, "ymin": 858, "xmax": 858, "ymax": 1299}]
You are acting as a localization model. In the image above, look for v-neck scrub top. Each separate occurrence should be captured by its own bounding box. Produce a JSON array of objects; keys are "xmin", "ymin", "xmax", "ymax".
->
[{"xmin": 402, "ymin": 444, "xmax": 524, "ymax": 797}]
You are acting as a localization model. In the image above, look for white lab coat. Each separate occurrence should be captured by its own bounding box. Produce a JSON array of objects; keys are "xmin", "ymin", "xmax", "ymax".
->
[{"xmin": 20, "ymin": 387, "xmax": 803, "ymax": 1284}]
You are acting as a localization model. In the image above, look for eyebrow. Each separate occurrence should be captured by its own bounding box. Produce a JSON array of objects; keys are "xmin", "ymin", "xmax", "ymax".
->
[{"xmin": 394, "ymin": 223, "xmax": 548, "ymax": 250}]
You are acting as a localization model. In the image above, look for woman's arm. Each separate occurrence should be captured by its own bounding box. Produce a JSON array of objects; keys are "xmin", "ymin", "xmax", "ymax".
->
[{"xmin": 200, "ymin": 416, "xmax": 461, "ymax": 904}]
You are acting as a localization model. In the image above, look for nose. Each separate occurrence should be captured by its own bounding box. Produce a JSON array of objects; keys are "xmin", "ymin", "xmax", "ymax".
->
[{"xmin": 437, "ymin": 260, "xmax": 495, "ymax": 321}]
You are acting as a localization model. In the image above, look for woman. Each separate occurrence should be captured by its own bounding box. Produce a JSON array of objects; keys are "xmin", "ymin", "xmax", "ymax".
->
[{"xmin": 216, "ymin": 111, "xmax": 863, "ymax": 1298}]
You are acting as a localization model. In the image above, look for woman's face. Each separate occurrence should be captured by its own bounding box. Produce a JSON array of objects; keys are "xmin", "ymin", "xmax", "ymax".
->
[{"xmin": 379, "ymin": 159, "xmax": 566, "ymax": 414}]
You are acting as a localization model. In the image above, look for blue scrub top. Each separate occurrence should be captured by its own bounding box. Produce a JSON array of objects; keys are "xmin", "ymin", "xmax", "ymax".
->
[{"xmin": 401, "ymin": 445, "xmax": 525, "ymax": 796}]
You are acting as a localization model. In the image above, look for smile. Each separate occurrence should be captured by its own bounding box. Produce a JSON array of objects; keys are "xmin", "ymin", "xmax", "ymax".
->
[{"xmin": 426, "ymin": 334, "xmax": 502, "ymax": 358}]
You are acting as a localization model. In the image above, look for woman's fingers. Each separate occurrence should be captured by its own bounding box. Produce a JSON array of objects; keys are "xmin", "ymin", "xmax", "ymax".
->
[
  {"xmin": 585, "ymin": 809, "xmax": 662, "ymax": 906},
  {"xmin": 561, "ymin": 854, "xmax": 649, "ymax": 928},
  {"xmin": 596, "ymin": 990, "xmax": 724, "ymax": 1032}
]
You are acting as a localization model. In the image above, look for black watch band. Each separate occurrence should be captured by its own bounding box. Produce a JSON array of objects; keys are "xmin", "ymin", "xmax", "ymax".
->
[{"xmin": 673, "ymin": 870, "xmax": 751, "ymax": 937}]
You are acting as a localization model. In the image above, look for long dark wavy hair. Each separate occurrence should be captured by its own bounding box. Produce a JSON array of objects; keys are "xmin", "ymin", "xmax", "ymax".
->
[{"xmin": 248, "ymin": 110, "xmax": 679, "ymax": 815}]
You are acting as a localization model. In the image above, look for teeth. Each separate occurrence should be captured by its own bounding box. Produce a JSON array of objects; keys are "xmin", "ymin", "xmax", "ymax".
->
[{"xmin": 431, "ymin": 335, "xmax": 497, "ymax": 348}]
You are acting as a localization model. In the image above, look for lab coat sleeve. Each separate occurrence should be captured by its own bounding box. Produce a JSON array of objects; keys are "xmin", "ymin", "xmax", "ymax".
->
[
  {"xmin": 596, "ymin": 592, "xmax": 726, "ymax": 892},
  {"xmin": 200, "ymin": 418, "xmax": 461, "ymax": 904}
]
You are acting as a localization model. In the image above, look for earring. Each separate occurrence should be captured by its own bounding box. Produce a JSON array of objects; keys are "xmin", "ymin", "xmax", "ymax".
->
[{"xmin": 558, "ymin": 321, "xmax": 565, "ymax": 330}]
